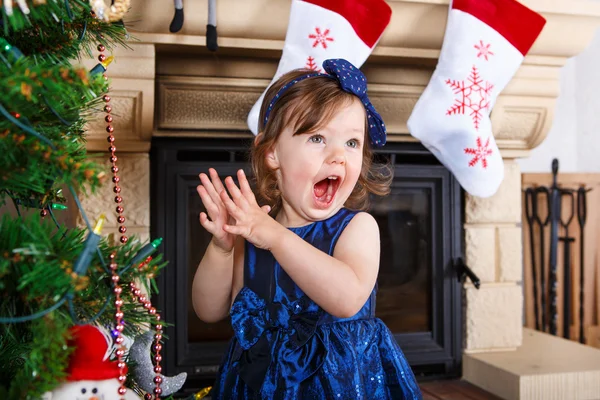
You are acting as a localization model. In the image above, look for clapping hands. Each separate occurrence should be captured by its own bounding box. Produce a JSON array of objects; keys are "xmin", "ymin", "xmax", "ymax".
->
[{"xmin": 197, "ymin": 169, "xmax": 277, "ymax": 251}]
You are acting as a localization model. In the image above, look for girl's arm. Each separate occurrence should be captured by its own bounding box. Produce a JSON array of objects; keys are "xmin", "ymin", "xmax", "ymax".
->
[
  {"xmin": 192, "ymin": 238, "xmax": 234, "ymax": 323},
  {"xmin": 192, "ymin": 235, "xmax": 245, "ymax": 324},
  {"xmin": 192, "ymin": 235, "xmax": 245, "ymax": 322},
  {"xmin": 270, "ymin": 212, "xmax": 380, "ymax": 318}
]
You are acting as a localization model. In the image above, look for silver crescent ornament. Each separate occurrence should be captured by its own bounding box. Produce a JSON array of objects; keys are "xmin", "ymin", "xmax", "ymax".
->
[{"xmin": 129, "ymin": 331, "xmax": 187, "ymax": 396}]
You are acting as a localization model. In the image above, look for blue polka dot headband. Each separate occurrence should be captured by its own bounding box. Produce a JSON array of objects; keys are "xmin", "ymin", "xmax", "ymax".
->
[{"xmin": 262, "ymin": 58, "xmax": 386, "ymax": 147}]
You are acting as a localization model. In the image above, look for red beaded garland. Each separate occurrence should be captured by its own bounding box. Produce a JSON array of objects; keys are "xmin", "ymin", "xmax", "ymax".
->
[
  {"xmin": 110, "ymin": 253, "xmax": 128, "ymax": 400},
  {"xmin": 99, "ymin": 41, "xmax": 133, "ymax": 395},
  {"xmin": 129, "ymin": 282, "xmax": 164, "ymax": 399}
]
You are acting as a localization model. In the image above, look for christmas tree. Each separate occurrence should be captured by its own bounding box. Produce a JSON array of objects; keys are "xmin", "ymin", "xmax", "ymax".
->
[{"xmin": 0, "ymin": 1, "xmax": 175, "ymax": 398}]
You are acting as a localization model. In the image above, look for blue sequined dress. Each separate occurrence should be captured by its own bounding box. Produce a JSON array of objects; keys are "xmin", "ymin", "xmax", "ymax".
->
[{"xmin": 212, "ymin": 208, "xmax": 422, "ymax": 399}]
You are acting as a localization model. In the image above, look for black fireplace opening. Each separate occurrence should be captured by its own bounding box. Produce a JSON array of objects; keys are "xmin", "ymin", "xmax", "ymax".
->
[{"xmin": 151, "ymin": 137, "xmax": 464, "ymax": 395}]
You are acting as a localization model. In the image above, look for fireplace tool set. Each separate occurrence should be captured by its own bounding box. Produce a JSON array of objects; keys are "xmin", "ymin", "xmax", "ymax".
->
[{"xmin": 524, "ymin": 158, "xmax": 591, "ymax": 342}]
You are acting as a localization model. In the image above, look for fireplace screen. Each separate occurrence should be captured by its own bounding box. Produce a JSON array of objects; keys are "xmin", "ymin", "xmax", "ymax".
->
[{"xmin": 152, "ymin": 138, "xmax": 463, "ymax": 393}]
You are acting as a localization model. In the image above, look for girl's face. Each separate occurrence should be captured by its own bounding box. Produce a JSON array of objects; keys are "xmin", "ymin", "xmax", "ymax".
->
[{"xmin": 266, "ymin": 98, "xmax": 365, "ymax": 227}]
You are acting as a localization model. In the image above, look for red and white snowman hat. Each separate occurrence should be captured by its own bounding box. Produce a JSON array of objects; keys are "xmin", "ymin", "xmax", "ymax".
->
[{"xmin": 65, "ymin": 324, "xmax": 126, "ymax": 382}]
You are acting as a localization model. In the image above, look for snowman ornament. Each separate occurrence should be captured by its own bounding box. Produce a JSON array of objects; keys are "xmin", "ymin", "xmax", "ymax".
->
[{"xmin": 44, "ymin": 325, "xmax": 141, "ymax": 400}]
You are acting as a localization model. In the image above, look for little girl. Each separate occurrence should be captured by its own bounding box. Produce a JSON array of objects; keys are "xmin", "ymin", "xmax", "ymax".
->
[{"xmin": 192, "ymin": 59, "xmax": 422, "ymax": 400}]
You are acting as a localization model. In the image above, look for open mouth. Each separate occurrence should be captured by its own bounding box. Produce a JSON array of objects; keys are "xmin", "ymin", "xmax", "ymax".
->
[{"xmin": 313, "ymin": 176, "xmax": 341, "ymax": 209}]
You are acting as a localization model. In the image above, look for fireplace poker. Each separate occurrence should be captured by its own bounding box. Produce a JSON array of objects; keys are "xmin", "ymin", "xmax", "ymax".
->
[
  {"xmin": 558, "ymin": 189, "xmax": 575, "ymax": 339},
  {"xmin": 524, "ymin": 187, "xmax": 540, "ymax": 330},
  {"xmin": 577, "ymin": 186, "xmax": 588, "ymax": 344},
  {"xmin": 548, "ymin": 159, "xmax": 561, "ymax": 336},
  {"xmin": 534, "ymin": 186, "xmax": 551, "ymax": 332}
]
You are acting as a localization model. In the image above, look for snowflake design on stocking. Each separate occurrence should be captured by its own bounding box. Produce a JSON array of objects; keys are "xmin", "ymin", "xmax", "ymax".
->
[
  {"xmin": 474, "ymin": 40, "xmax": 494, "ymax": 61},
  {"xmin": 445, "ymin": 65, "xmax": 494, "ymax": 130},
  {"xmin": 305, "ymin": 56, "xmax": 321, "ymax": 72},
  {"xmin": 464, "ymin": 136, "xmax": 493, "ymax": 168},
  {"xmin": 308, "ymin": 27, "xmax": 334, "ymax": 49}
]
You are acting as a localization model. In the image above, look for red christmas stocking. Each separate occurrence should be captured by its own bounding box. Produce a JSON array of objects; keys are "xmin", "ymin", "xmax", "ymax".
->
[
  {"xmin": 246, "ymin": 0, "xmax": 392, "ymax": 135},
  {"xmin": 407, "ymin": 0, "xmax": 546, "ymax": 198}
]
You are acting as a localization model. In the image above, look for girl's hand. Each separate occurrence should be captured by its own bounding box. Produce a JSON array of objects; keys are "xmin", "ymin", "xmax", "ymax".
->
[
  {"xmin": 220, "ymin": 169, "xmax": 277, "ymax": 250},
  {"xmin": 197, "ymin": 168, "xmax": 238, "ymax": 253}
]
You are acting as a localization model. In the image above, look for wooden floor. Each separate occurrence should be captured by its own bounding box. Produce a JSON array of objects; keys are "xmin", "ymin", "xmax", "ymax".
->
[{"xmin": 420, "ymin": 380, "xmax": 503, "ymax": 400}]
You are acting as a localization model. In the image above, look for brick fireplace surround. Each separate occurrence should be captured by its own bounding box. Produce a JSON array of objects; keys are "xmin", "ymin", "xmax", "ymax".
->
[{"xmin": 77, "ymin": 1, "xmax": 600, "ymax": 398}]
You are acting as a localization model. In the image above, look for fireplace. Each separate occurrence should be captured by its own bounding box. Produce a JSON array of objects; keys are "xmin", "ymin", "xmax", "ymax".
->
[
  {"xmin": 151, "ymin": 137, "xmax": 465, "ymax": 393},
  {"xmin": 73, "ymin": 1, "xmax": 600, "ymax": 397}
]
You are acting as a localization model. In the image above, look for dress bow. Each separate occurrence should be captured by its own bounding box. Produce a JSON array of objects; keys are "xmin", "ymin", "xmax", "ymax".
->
[{"xmin": 230, "ymin": 287, "xmax": 328, "ymax": 392}]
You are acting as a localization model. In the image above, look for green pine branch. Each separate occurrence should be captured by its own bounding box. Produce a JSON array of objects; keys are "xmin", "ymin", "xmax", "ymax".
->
[
  {"xmin": 0, "ymin": 1, "xmax": 175, "ymax": 397},
  {"xmin": 0, "ymin": 57, "xmax": 109, "ymax": 125},
  {"xmin": 0, "ymin": 214, "xmax": 168, "ymax": 399},
  {"xmin": 8, "ymin": 16, "xmax": 131, "ymax": 66},
  {"xmin": 0, "ymin": 42, "xmax": 111, "ymax": 205},
  {"xmin": 0, "ymin": 122, "xmax": 104, "ymax": 206},
  {"xmin": 1, "ymin": 0, "xmax": 87, "ymax": 34},
  {"xmin": 4, "ymin": 315, "xmax": 73, "ymax": 400},
  {"xmin": 2, "ymin": 0, "xmax": 132, "ymax": 65}
]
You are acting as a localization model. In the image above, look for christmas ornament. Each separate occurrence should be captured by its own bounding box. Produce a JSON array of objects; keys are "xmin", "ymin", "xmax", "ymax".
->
[
  {"xmin": 406, "ymin": 0, "xmax": 546, "ymax": 198},
  {"xmin": 90, "ymin": 0, "xmax": 131, "ymax": 22},
  {"xmin": 129, "ymin": 331, "xmax": 187, "ymax": 396},
  {"xmin": 246, "ymin": 0, "xmax": 392, "ymax": 135},
  {"xmin": 193, "ymin": 386, "xmax": 212, "ymax": 399},
  {"xmin": 2, "ymin": 0, "xmax": 29, "ymax": 16},
  {"xmin": 45, "ymin": 325, "xmax": 141, "ymax": 400}
]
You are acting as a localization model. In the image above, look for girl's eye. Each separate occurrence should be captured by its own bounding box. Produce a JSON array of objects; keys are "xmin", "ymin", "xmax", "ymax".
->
[
  {"xmin": 346, "ymin": 139, "xmax": 359, "ymax": 148},
  {"xmin": 309, "ymin": 135, "xmax": 324, "ymax": 144}
]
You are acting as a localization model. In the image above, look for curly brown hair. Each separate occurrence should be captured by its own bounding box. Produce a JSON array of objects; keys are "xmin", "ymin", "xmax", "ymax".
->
[{"xmin": 251, "ymin": 68, "xmax": 392, "ymax": 215}]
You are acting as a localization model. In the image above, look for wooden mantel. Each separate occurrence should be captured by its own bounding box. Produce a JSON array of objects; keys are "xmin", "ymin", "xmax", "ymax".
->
[
  {"xmin": 128, "ymin": 0, "xmax": 599, "ymax": 63},
  {"xmin": 82, "ymin": 0, "xmax": 600, "ymax": 158}
]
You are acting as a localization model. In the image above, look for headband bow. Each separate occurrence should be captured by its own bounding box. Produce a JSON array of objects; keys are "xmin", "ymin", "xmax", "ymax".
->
[{"xmin": 262, "ymin": 58, "xmax": 386, "ymax": 147}]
